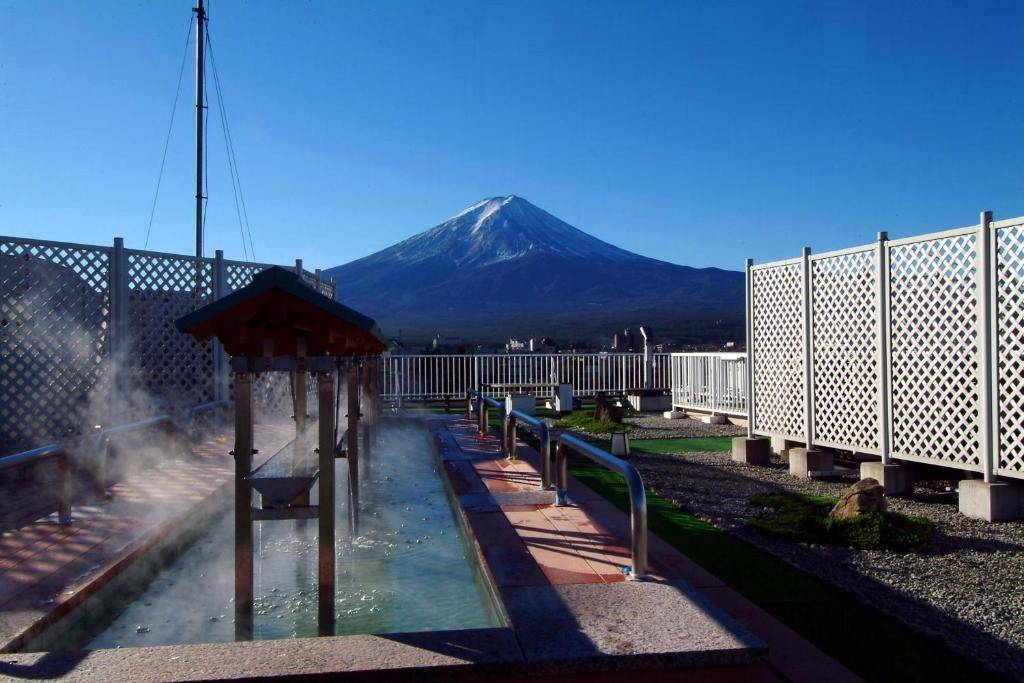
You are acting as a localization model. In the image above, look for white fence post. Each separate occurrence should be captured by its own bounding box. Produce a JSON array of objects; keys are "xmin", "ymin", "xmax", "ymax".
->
[
  {"xmin": 213, "ymin": 249, "xmax": 228, "ymax": 403},
  {"xmin": 876, "ymin": 233, "xmax": 892, "ymax": 465},
  {"xmin": 745, "ymin": 258, "xmax": 756, "ymax": 438},
  {"xmin": 978, "ymin": 210, "xmax": 996, "ymax": 483},
  {"xmin": 109, "ymin": 237, "xmax": 129, "ymax": 421},
  {"xmin": 801, "ymin": 246, "xmax": 814, "ymax": 448}
]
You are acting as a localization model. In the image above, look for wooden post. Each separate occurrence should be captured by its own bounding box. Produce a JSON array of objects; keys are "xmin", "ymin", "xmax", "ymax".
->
[
  {"xmin": 234, "ymin": 371, "xmax": 254, "ymax": 641},
  {"xmin": 876, "ymin": 234, "xmax": 892, "ymax": 465},
  {"xmin": 347, "ymin": 364, "xmax": 360, "ymax": 535},
  {"xmin": 317, "ymin": 370, "xmax": 336, "ymax": 635},
  {"xmin": 801, "ymin": 246, "xmax": 815, "ymax": 448}
]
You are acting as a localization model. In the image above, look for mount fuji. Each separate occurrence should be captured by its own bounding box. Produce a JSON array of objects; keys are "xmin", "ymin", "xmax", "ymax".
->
[{"xmin": 323, "ymin": 196, "xmax": 743, "ymax": 346}]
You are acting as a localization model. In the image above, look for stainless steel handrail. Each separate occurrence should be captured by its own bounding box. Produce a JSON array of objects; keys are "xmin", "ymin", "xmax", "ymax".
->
[
  {"xmin": 0, "ymin": 444, "xmax": 73, "ymax": 525},
  {"xmin": 467, "ymin": 388, "xmax": 507, "ymax": 457},
  {"xmin": 506, "ymin": 409, "xmax": 552, "ymax": 490},
  {"xmin": 555, "ymin": 432, "xmax": 648, "ymax": 579},
  {"xmin": 184, "ymin": 400, "xmax": 231, "ymax": 445},
  {"xmin": 94, "ymin": 415, "xmax": 180, "ymax": 490}
]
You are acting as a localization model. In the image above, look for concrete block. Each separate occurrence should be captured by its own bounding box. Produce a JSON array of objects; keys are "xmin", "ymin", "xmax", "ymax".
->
[
  {"xmin": 731, "ymin": 437, "xmax": 770, "ymax": 466},
  {"xmin": 860, "ymin": 461, "xmax": 911, "ymax": 496},
  {"xmin": 959, "ymin": 480, "xmax": 1023, "ymax": 522},
  {"xmin": 788, "ymin": 448, "xmax": 832, "ymax": 479},
  {"xmin": 769, "ymin": 436, "xmax": 797, "ymax": 455},
  {"xmin": 627, "ymin": 393, "xmax": 671, "ymax": 412},
  {"xmin": 663, "ymin": 410, "xmax": 687, "ymax": 420},
  {"xmin": 505, "ymin": 394, "xmax": 535, "ymax": 416},
  {"xmin": 701, "ymin": 414, "xmax": 728, "ymax": 425}
]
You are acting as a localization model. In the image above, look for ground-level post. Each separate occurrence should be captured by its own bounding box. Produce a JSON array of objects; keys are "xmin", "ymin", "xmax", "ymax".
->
[
  {"xmin": 317, "ymin": 370, "xmax": 336, "ymax": 635},
  {"xmin": 233, "ymin": 371, "xmax": 254, "ymax": 641}
]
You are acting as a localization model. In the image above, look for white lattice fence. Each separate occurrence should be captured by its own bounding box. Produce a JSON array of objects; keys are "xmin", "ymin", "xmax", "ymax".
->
[
  {"xmin": 0, "ymin": 235, "xmax": 332, "ymax": 454},
  {"xmin": 0, "ymin": 238, "xmax": 112, "ymax": 453},
  {"xmin": 810, "ymin": 248, "xmax": 880, "ymax": 454},
  {"xmin": 750, "ymin": 261, "xmax": 805, "ymax": 439},
  {"xmin": 126, "ymin": 249, "xmax": 216, "ymax": 415},
  {"xmin": 889, "ymin": 231, "xmax": 981, "ymax": 469},
  {"xmin": 748, "ymin": 213, "xmax": 1024, "ymax": 481},
  {"xmin": 996, "ymin": 220, "xmax": 1024, "ymax": 477}
]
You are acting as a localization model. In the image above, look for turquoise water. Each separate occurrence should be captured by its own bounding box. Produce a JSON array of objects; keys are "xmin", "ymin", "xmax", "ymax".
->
[{"xmin": 77, "ymin": 423, "xmax": 504, "ymax": 649}]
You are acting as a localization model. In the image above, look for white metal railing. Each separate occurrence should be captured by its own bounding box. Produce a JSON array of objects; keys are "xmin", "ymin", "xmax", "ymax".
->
[
  {"xmin": 746, "ymin": 211, "xmax": 1024, "ymax": 481},
  {"xmin": 380, "ymin": 352, "xmax": 671, "ymax": 400},
  {"xmin": 669, "ymin": 352, "xmax": 747, "ymax": 416}
]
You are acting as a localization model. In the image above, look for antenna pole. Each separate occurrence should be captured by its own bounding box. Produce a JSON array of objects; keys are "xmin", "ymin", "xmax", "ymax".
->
[{"xmin": 194, "ymin": 0, "xmax": 206, "ymax": 292}]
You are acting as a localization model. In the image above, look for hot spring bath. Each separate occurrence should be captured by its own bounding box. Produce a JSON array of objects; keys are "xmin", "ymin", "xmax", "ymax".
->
[{"xmin": 38, "ymin": 422, "xmax": 506, "ymax": 651}]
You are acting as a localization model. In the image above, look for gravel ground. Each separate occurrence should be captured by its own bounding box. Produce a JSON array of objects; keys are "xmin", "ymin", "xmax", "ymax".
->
[{"xmin": 629, "ymin": 449, "xmax": 1024, "ymax": 679}]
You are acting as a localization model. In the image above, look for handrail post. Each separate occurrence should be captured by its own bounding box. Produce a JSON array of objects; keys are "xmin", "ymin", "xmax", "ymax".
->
[
  {"xmin": 540, "ymin": 421, "xmax": 552, "ymax": 490},
  {"xmin": 507, "ymin": 414, "xmax": 518, "ymax": 459},
  {"xmin": 58, "ymin": 452, "xmax": 73, "ymax": 525},
  {"xmin": 554, "ymin": 433, "xmax": 647, "ymax": 579}
]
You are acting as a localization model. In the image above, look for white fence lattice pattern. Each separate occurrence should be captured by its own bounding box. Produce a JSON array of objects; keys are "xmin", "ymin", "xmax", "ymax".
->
[
  {"xmin": 0, "ymin": 240, "xmax": 112, "ymax": 452},
  {"xmin": 127, "ymin": 251, "xmax": 215, "ymax": 414},
  {"xmin": 810, "ymin": 249, "xmax": 880, "ymax": 453},
  {"xmin": 889, "ymin": 233, "xmax": 981, "ymax": 468},
  {"xmin": 0, "ymin": 235, "xmax": 332, "ymax": 455},
  {"xmin": 751, "ymin": 263, "xmax": 805, "ymax": 438},
  {"xmin": 997, "ymin": 223, "xmax": 1024, "ymax": 475}
]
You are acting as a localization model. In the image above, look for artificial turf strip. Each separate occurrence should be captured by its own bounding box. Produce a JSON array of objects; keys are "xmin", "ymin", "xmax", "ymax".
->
[
  {"xmin": 564, "ymin": 455, "xmax": 1001, "ymax": 683},
  {"xmin": 629, "ymin": 436, "xmax": 733, "ymax": 454}
]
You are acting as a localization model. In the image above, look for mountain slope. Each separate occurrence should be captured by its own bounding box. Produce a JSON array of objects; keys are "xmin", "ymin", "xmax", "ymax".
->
[{"xmin": 324, "ymin": 196, "xmax": 743, "ymax": 346}]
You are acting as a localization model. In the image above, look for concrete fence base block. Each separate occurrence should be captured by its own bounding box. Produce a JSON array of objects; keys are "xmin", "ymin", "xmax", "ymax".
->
[
  {"xmin": 788, "ymin": 448, "xmax": 832, "ymax": 479},
  {"xmin": 860, "ymin": 461, "xmax": 911, "ymax": 496},
  {"xmin": 959, "ymin": 480, "xmax": 1023, "ymax": 522},
  {"xmin": 701, "ymin": 414, "xmax": 728, "ymax": 425},
  {"xmin": 663, "ymin": 410, "xmax": 687, "ymax": 420},
  {"xmin": 731, "ymin": 437, "xmax": 771, "ymax": 466}
]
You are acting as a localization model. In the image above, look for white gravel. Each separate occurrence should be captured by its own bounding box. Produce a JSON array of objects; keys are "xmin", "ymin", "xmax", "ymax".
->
[{"xmin": 630, "ymin": 448, "xmax": 1024, "ymax": 680}]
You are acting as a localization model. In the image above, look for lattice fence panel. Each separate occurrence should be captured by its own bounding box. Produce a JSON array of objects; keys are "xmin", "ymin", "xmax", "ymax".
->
[
  {"xmin": 811, "ymin": 250, "xmax": 880, "ymax": 453},
  {"xmin": 126, "ymin": 252, "xmax": 215, "ymax": 415},
  {"xmin": 996, "ymin": 223, "xmax": 1024, "ymax": 478},
  {"xmin": 0, "ymin": 240, "xmax": 112, "ymax": 454},
  {"xmin": 889, "ymin": 233, "xmax": 981, "ymax": 469},
  {"xmin": 751, "ymin": 263, "xmax": 805, "ymax": 438}
]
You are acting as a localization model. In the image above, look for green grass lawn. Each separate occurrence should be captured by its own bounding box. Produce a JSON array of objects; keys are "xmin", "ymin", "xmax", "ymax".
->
[
  {"xmin": 563, "ymin": 454, "xmax": 998, "ymax": 683},
  {"xmin": 629, "ymin": 436, "xmax": 733, "ymax": 454},
  {"xmin": 556, "ymin": 409, "xmax": 633, "ymax": 435}
]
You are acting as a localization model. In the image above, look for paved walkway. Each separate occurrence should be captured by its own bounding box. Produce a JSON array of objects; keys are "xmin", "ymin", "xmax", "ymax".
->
[
  {"xmin": 437, "ymin": 417, "xmax": 862, "ymax": 683},
  {"xmin": 0, "ymin": 424, "xmax": 293, "ymax": 653}
]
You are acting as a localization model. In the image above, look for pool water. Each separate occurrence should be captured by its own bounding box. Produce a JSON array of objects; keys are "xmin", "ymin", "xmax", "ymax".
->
[{"xmin": 74, "ymin": 423, "xmax": 505, "ymax": 649}]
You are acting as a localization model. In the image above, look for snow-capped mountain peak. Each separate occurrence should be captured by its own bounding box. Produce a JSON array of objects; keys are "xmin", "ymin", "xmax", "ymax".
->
[{"xmin": 386, "ymin": 195, "xmax": 639, "ymax": 267}]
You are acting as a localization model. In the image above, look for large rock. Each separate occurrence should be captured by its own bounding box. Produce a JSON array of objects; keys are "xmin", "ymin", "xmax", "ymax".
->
[{"xmin": 829, "ymin": 478, "xmax": 887, "ymax": 519}]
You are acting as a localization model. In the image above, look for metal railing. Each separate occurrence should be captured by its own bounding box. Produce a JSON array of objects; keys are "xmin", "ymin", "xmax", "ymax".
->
[
  {"xmin": 506, "ymin": 409, "xmax": 553, "ymax": 489},
  {"xmin": 0, "ymin": 444, "xmax": 73, "ymax": 525},
  {"xmin": 184, "ymin": 400, "xmax": 231, "ymax": 446},
  {"xmin": 474, "ymin": 392, "xmax": 508, "ymax": 458},
  {"xmin": 93, "ymin": 415, "xmax": 181, "ymax": 490},
  {"xmin": 384, "ymin": 352, "xmax": 672, "ymax": 401},
  {"xmin": 669, "ymin": 352, "xmax": 747, "ymax": 416},
  {"xmin": 555, "ymin": 432, "xmax": 647, "ymax": 579}
]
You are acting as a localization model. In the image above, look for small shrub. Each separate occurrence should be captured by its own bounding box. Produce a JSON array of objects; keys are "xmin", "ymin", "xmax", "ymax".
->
[
  {"xmin": 557, "ymin": 410, "xmax": 633, "ymax": 435},
  {"xmin": 748, "ymin": 491, "xmax": 932, "ymax": 551}
]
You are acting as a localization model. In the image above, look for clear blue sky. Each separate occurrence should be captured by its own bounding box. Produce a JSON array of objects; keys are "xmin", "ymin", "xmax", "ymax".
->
[{"xmin": 2, "ymin": 0, "xmax": 1021, "ymax": 271}]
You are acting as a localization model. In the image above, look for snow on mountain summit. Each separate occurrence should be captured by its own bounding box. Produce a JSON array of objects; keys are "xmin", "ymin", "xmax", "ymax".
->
[{"xmin": 377, "ymin": 195, "xmax": 641, "ymax": 267}]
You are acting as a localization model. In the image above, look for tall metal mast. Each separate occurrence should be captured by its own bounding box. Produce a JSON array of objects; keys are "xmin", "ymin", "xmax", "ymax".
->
[{"xmin": 194, "ymin": 0, "xmax": 206, "ymax": 271}]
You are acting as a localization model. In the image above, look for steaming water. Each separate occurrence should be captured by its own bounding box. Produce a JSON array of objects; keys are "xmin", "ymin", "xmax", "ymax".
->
[{"xmin": 81, "ymin": 423, "xmax": 505, "ymax": 649}]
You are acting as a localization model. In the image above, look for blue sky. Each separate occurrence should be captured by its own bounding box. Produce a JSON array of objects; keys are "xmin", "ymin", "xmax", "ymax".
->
[{"xmin": 2, "ymin": 0, "xmax": 1021, "ymax": 271}]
